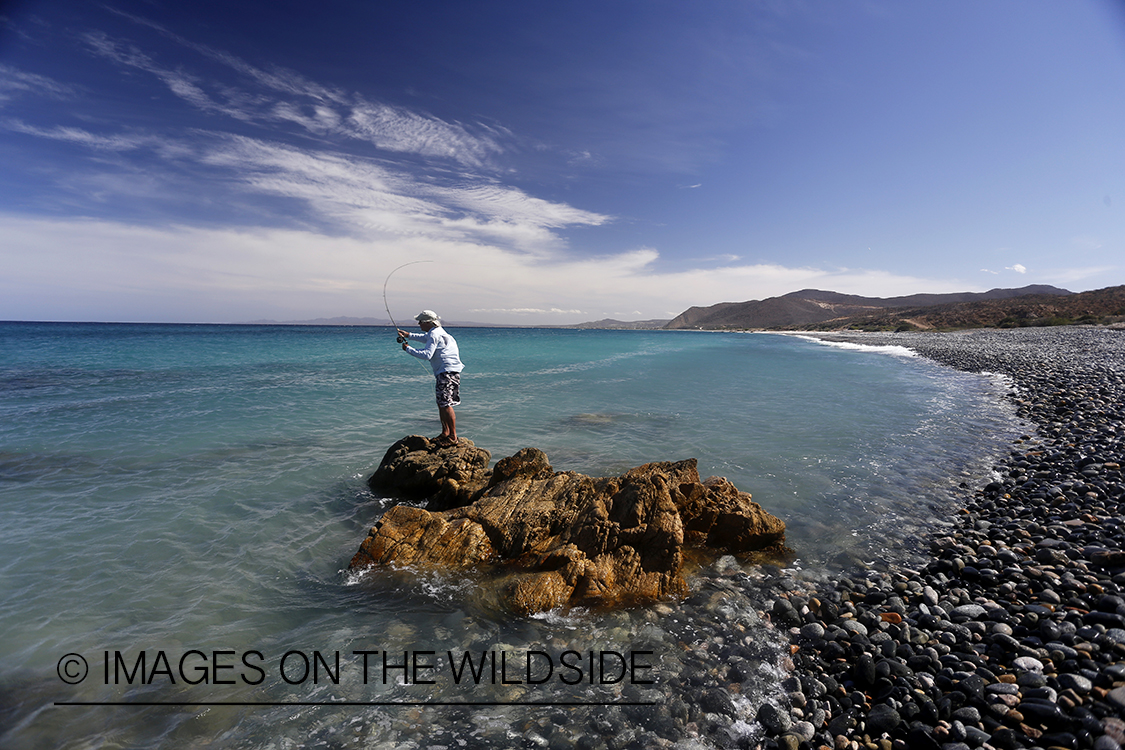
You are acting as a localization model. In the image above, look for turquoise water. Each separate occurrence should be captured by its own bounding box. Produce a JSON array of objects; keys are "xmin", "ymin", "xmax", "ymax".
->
[{"xmin": 0, "ymin": 323, "xmax": 1020, "ymax": 748}]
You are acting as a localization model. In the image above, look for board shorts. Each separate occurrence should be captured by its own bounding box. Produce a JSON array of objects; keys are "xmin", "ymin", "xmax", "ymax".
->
[{"xmin": 435, "ymin": 371, "xmax": 461, "ymax": 408}]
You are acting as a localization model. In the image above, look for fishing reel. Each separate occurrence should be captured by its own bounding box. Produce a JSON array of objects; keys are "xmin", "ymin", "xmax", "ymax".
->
[{"xmin": 396, "ymin": 334, "xmax": 405, "ymax": 344}]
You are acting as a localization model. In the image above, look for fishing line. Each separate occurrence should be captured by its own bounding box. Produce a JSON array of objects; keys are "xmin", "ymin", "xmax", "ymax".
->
[{"xmin": 383, "ymin": 260, "xmax": 434, "ymax": 342}]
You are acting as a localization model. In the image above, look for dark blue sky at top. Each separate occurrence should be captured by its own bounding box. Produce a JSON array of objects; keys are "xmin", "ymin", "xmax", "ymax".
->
[{"xmin": 0, "ymin": 0, "xmax": 1122, "ymax": 322}]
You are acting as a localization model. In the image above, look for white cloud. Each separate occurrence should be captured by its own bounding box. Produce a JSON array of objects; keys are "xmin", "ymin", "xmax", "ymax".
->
[
  {"xmin": 179, "ymin": 133, "xmax": 609, "ymax": 250},
  {"xmin": 82, "ymin": 26, "xmax": 505, "ymax": 168},
  {"xmin": 1006, "ymin": 263, "xmax": 1027, "ymax": 274},
  {"xmin": 83, "ymin": 32, "xmax": 221, "ymax": 112},
  {"xmin": 0, "ymin": 119, "xmax": 156, "ymax": 151},
  {"xmin": 0, "ymin": 111, "xmax": 603, "ymax": 250},
  {"xmin": 566, "ymin": 150, "xmax": 599, "ymax": 166},
  {"xmin": 442, "ymin": 185, "xmax": 609, "ymax": 229},
  {"xmin": 346, "ymin": 99, "xmax": 503, "ymax": 166},
  {"xmin": 0, "ymin": 215, "xmax": 967, "ymax": 324},
  {"xmin": 3, "ymin": 17, "xmax": 621, "ymax": 312},
  {"xmin": 0, "ymin": 64, "xmax": 76, "ymax": 103},
  {"xmin": 470, "ymin": 307, "xmax": 587, "ymax": 315}
]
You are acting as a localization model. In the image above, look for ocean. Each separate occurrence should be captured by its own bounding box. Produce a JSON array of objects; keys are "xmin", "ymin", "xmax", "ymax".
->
[{"xmin": 0, "ymin": 322, "xmax": 1022, "ymax": 748}]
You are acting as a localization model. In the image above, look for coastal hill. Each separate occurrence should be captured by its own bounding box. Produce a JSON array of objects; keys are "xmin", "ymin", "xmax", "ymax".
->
[
  {"xmin": 569, "ymin": 318, "xmax": 670, "ymax": 330},
  {"xmin": 664, "ymin": 285, "xmax": 1070, "ymax": 330},
  {"xmin": 663, "ymin": 284, "xmax": 1125, "ymax": 331}
]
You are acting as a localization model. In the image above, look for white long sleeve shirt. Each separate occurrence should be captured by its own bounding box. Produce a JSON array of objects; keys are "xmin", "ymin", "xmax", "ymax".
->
[{"xmin": 405, "ymin": 326, "xmax": 464, "ymax": 376}]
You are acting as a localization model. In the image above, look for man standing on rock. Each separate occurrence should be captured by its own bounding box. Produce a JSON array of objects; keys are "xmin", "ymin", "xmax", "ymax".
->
[{"xmin": 397, "ymin": 310, "xmax": 463, "ymax": 447}]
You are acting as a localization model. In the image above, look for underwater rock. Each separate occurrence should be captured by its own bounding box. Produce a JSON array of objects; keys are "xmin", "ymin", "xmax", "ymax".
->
[{"xmin": 351, "ymin": 436, "xmax": 788, "ymax": 614}]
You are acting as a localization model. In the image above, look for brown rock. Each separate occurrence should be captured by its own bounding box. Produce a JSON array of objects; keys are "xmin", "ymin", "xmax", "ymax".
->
[
  {"xmin": 366, "ymin": 435, "xmax": 492, "ymax": 511},
  {"xmin": 350, "ymin": 437, "xmax": 789, "ymax": 613},
  {"xmin": 1090, "ymin": 549, "xmax": 1125, "ymax": 568},
  {"xmin": 351, "ymin": 505, "xmax": 496, "ymax": 567},
  {"xmin": 674, "ymin": 471, "xmax": 787, "ymax": 551}
]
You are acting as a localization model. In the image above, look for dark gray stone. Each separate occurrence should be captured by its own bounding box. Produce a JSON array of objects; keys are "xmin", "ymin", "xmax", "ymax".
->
[
  {"xmin": 755, "ymin": 702, "xmax": 792, "ymax": 735},
  {"xmin": 865, "ymin": 704, "xmax": 901, "ymax": 736}
]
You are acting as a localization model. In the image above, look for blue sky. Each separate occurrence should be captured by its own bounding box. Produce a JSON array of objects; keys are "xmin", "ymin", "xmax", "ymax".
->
[{"xmin": 1, "ymin": 0, "xmax": 1122, "ymax": 324}]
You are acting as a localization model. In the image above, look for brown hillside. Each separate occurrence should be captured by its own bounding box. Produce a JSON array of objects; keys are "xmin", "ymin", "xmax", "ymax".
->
[
  {"xmin": 800, "ymin": 285, "xmax": 1125, "ymax": 331},
  {"xmin": 664, "ymin": 285, "xmax": 1072, "ymax": 330}
]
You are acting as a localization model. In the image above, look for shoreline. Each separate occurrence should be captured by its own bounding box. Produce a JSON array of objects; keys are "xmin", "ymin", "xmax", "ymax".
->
[
  {"xmin": 5, "ymin": 325, "xmax": 1122, "ymax": 749},
  {"xmin": 763, "ymin": 327, "xmax": 1125, "ymax": 750}
]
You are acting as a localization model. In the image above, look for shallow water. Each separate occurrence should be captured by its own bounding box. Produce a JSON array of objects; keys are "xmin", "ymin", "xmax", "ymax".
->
[{"xmin": 0, "ymin": 323, "xmax": 1021, "ymax": 748}]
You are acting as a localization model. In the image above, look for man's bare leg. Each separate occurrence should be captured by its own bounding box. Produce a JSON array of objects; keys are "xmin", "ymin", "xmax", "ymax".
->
[{"xmin": 438, "ymin": 406, "xmax": 458, "ymax": 445}]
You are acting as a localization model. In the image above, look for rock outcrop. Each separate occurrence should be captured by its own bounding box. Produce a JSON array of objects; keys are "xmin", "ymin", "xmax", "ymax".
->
[
  {"xmin": 366, "ymin": 434, "xmax": 493, "ymax": 511},
  {"xmin": 351, "ymin": 436, "xmax": 789, "ymax": 614}
]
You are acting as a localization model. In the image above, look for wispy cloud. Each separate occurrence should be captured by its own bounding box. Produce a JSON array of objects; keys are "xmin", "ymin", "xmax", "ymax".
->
[
  {"xmin": 346, "ymin": 99, "xmax": 504, "ymax": 166},
  {"xmin": 1070, "ymin": 235, "xmax": 1104, "ymax": 251},
  {"xmin": 0, "ymin": 64, "xmax": 76, "ymax": 103},
  {"xmin": 3, "ymin": 12, "xmax": 610, "ymax": 257},
  {"xmin": 83, "ymin": 19, "xmax": 506, "ymax": 168},
  {"xmin": 0, "ymin": 119, "xmax": 155, "ymax": 150},
  {"xmin": 83, "ymin": 31, "xmax": 245, "ymax": 119},
  {"xmin": 189, "ymin": 134, "xmax": 609, "ymax": 248},
  {"xmin": 470, "ymin": 307, "xmax": 587, "ymax": 315},
  {"xmin": 105, "ymin": 6, "xmax": 352, "ymax": 104}
]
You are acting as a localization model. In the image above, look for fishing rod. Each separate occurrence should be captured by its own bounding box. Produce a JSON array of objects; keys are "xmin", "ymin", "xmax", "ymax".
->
[{"xmin": 382, "ymin": 260, "xmax": 434, "ymax": 342}]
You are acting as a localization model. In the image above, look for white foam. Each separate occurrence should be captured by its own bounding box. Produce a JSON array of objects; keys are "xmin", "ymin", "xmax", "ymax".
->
[{"xmin": 788, "ymin": 334, "xmax": 918, "ymax": 358}]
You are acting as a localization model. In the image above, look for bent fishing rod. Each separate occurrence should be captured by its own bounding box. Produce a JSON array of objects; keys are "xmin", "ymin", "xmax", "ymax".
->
[{"xmin": 382, "ymin": 260, "xmax": 434, "ymax": 342}]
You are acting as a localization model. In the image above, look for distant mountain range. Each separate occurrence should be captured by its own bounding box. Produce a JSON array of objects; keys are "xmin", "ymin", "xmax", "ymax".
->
[
  {"xmin": 663, "ymin": 284, "xmax": 1125, "ymax": 331},
  {"xmin": 241, "ymin": 315, "xmax": 519, "ymax": 328},
  {"xmin": 243, "ymin": 284, "xmax": 1125, "ymax": 331},
  {"xmin": 568, "ymin": 318, "xmax": 671, "ymax": 330},
  {"xmin": 242, "ymin": 316, "xmax": 394, "ymax": 326}
]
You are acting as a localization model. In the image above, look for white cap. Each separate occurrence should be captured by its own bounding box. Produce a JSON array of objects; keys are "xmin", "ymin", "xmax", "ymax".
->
[{"xmin": 415, "ymin": 310, "xmax": 439, "ymax": 323}]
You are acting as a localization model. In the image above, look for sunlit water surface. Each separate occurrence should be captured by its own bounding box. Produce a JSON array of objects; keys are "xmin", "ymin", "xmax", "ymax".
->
[{"xmin": 0, "ymin": 323, "xmax": 1021, "ymax": 748}]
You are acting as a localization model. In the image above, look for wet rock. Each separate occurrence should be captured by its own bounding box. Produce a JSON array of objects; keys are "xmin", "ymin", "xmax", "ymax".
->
[
  {"xmin": 950, "ymin": 706, "xmax": 981, "ymax": 725},
  {"xmin": 757, "ymin": 702, "xmax": 793, "ymax": 735},
  {"xmin": 1013, "ymin": 656, "xmax": 1044, "ymax": 672},
  {"xmin": 790, "ymin": 720, "xmax": 816, "ymax": 742},
  {"xmin": 1058, "ymin": 673, "xmax": 1093, "ymax": 693},
  {"xmin": 1018, "ymin": 699, "xmax": 1069, "ymax": 728},
  {"xmin": 366, "ymin": 434, "xmax": 493, "ymax": 509},
  {"xmin": 951, "ymin": 604, "xmax": 987, "ymax": 620},
  {"xmin": 352, "ymin": 438, "xmax": 788, "ymax": 612},
  {"xmin": 800, "ymin": 622, "xmax": 826, "ymax": 640}
]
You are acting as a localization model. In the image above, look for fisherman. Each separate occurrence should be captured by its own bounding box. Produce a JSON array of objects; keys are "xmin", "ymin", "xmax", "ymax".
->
[{"xmin": 397, "ymin": 310, "xmax": 464, "ymax": 447}]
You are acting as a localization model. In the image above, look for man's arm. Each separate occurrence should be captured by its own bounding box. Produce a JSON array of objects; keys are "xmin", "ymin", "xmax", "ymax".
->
[{"xmin": 404, "ymin": 331, "xmax": 438, "ymax": 360}]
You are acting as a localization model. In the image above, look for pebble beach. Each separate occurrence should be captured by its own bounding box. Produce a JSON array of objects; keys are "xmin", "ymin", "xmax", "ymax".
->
[
  {"xmin": 757, "ymin": 327, "xmax": 1125, "ymax": 750},
  {"xmin": 389, "ymin": 327, "xmax": 1125, "ymax": 750}
]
